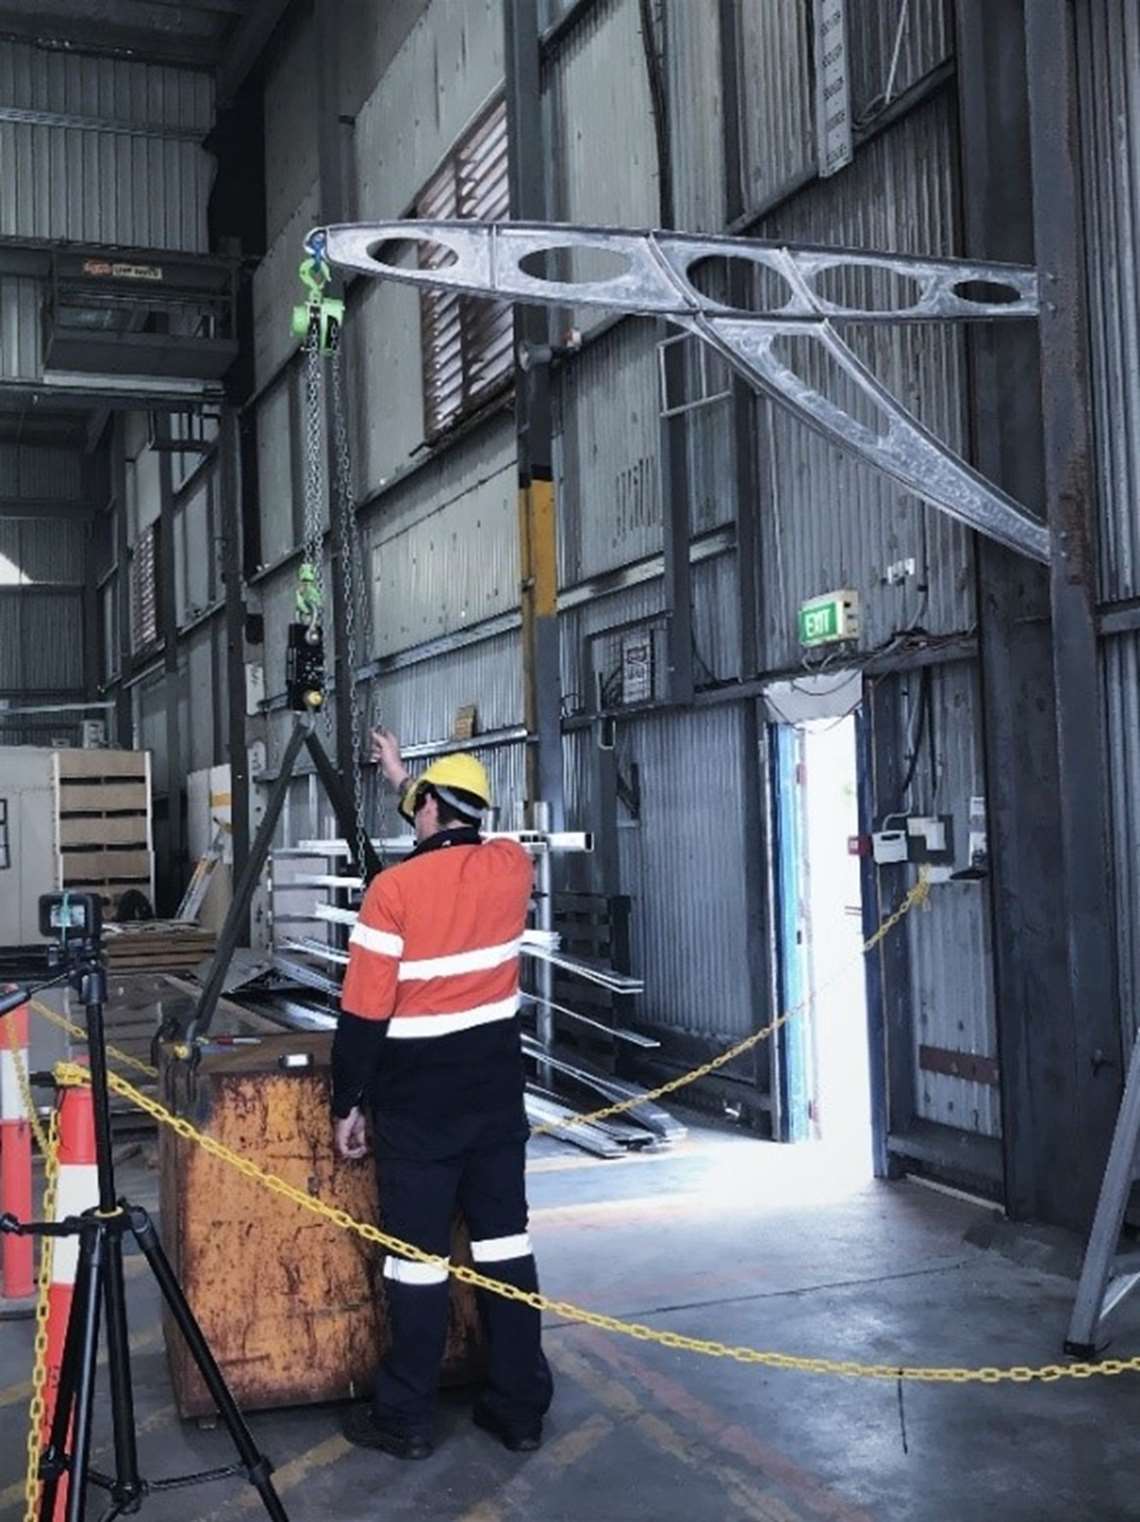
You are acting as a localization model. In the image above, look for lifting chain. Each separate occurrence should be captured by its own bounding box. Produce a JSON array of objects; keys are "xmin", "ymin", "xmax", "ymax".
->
[
  {"xmin": 21, "ymin": 1105, "xmax": 59, "ymax": 1522},
  {"xmin": 302, "ymin": 318, "xmax": 334, "ymax": 746},
  {"xmin": 329, "ymin": 330, "xmax": 371, "ymax": 880}
]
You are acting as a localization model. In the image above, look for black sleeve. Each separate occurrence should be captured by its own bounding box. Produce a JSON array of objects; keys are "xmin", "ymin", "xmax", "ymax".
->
[{"xmin": 331, "ymin": 1011, "xmax": 387, "ymax": 1118}]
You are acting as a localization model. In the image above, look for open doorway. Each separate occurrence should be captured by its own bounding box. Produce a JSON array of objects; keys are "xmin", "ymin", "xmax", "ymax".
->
[{"xmin": 770, "ymin": 698, "xmax": 872, "ymax": 1178}]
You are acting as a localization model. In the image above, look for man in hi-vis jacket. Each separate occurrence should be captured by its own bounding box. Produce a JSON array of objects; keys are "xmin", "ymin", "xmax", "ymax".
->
[{"xmin": 334, "ymin": 728, "xmax": 553, "ymax": 1461}]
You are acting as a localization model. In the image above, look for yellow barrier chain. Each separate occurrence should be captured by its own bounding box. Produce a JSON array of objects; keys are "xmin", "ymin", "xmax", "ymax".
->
[
  {"xmin": 51, "ymin": 1057, "xmax": 1135, "ymax": 1387},
  {"xmin": 533, "ymin": 870, "xmax": 931, "ymax": 1135},
  {"xmin": 30, "ymin": 998, "xmax": 158, "ymax": 1081},
  {"xmin": 22, "ymin": 1105, "xmax": 59, "ymax": 1522},
  {"xmin": 1, "ymin": 1018, "xmax": 51, "ymax": 1159}
]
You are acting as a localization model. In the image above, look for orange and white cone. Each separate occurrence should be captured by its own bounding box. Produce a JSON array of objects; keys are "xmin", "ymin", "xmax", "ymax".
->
[
  {"xmin": 0, "ymin": 1005, "xmax": 34, "ymax": 1309},
  {"xmin": 42, "ymin": 1080, "xmax": 98, "ymax": 1521}
]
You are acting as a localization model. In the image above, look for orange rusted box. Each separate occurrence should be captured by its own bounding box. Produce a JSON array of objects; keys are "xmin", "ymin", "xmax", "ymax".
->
[{"xmin": 158, "ymin": 1031, "xmax": 484, "ymax": 1417}]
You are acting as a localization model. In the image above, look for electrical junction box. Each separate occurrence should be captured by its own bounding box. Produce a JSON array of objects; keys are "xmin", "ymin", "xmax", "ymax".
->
[
  {"xmin": 872, "ymin": 825, "xmax": 909, "ymax": 865},
  {"xmin": 798, "ymin": 589, "xmax": 859, "ymax": 648},
  {"xmin": 872, "ymin": 814, "xmax": 954, "ymax": 867}
]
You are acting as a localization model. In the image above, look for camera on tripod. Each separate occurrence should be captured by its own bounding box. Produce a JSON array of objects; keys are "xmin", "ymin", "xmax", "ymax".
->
[{"xmin": 39, "ymin": 891, "xmax": 102, "ymax": 958}]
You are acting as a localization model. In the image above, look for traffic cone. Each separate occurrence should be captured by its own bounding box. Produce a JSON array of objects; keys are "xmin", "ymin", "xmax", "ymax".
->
[
  {"xmin": 0, "ymin": 1005, "xmax": 34, "ymax": 1313},
  {"xmin": 41, "ymin": 1080, "xmax": 98, "ymax": 1522}
]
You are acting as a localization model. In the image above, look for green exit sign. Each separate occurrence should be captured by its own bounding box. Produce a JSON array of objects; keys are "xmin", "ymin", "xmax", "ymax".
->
[{"xmin": 798, "ymin": 590, "xmax": 859, "ymax": 648}]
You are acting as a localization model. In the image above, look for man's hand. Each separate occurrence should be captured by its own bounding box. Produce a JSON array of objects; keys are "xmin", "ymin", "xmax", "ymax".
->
[
  {"xmin": 334, "ymin": 1106, "xmax": 370, "ymax": 1161},
  {"xmin": 370, "ymin": 728, "xmax": 409, "ymax": 789}
]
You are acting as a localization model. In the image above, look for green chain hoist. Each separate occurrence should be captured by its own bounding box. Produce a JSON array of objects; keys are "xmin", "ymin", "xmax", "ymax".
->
[{"xmin": 290, "ymin": 246, "xmax": 344, "ymax": 354}]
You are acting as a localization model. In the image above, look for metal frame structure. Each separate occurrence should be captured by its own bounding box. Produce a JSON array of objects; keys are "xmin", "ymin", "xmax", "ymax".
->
[{"xmin": 320, "ymin": 220, "xmax": 1049, "ymax": 563}]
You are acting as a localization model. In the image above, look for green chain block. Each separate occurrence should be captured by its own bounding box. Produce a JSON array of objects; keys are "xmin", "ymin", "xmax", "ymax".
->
[{"xmin": 291, "ymin": 257, "xmax": 344, "ymax": 352}]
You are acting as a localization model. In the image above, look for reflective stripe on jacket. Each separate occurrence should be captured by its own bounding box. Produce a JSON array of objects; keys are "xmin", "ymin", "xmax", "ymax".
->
[{"xmin": 340, "ymin": 836, "xmax": 534, "ymax": 1038}]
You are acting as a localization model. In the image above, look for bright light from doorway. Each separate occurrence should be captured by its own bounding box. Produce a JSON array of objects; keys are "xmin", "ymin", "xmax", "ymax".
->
[{"xmin": 801, "ymin": 713, "xmax": 873, "ymax": 1178}]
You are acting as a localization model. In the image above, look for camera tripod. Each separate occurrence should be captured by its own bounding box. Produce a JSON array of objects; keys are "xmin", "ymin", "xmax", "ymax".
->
[{"xmin": 0, "ymin": 895, "xmax": 290, "ymax": 1522}]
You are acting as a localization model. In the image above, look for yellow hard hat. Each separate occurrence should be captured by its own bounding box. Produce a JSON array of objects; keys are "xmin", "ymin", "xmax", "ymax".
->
[{"xmin": 398, "ymin": 753, "xmax": 492, "ymax": 823}]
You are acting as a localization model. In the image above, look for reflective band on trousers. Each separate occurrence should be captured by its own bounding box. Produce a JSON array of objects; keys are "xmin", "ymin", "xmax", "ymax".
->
[
  {"xmin": 385, "ymin": 994, "xmax": 519, "ymax": 1039},
  {"xmin": 349, "ymin": 923, "xmax": 405, "ymax": 959},
  {"xmin": 470, "ymin": 1233, "xmax": 533, "ymax": 1263},
  {"xmin": 384, "ymin": 1256, "xmax": 450, "ymax": 1286},
  {"xmin": 397, "ymin": 937, "xmax": 522, "ymax": 982}
]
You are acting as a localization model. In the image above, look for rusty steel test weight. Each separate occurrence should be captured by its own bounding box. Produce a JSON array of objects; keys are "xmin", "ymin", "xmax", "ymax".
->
[{"xmin": 0, "ymin": 892, "xmax": 291, "ymax": 1522}]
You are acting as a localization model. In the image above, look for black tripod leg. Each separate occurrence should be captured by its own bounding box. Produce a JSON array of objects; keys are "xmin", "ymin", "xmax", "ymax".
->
[
  {"xmin": 58, "ymin": 1226, "xmax": 104, "ymax": 1522},
  {"xmin": 128, "ymin": 1207, "xmax": 290, "ymax": 1522},
  {"xmin": 38, "ymin": 1232, "xmax": 93, "ymax": 1522},
  {"xmin": 189, "ymin": 717, "xmax": 310, "ymax": 1041},
  {"xmin": 102, "ymin": 1225, "xmax": 142, "ymax": 1504}
]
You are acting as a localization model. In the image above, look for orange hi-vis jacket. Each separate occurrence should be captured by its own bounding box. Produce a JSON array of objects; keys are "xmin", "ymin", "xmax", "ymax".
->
[{"xmin": 341, "ymin": 835, "xmax": 534, "ymax": 1037}]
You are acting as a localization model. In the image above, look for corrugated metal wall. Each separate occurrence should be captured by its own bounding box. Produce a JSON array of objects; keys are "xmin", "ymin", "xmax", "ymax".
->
[
  {"xmin": 1077, "ymin": 0, "xmax": 1140, "ymax": 1043},
  {"xmin": 895, "ymin": 661, "xmax": 1000, "ymax": 1137},
  {"xmin": 368, "ymin": 419, "xmax": 517, "ymax": 655},
  {"xmin": 0, "ymin": 458, "xmax": 89, "ymax": 701},
  {"xmin": 756, "ymin": 92, "xmax": 974, "ymax": 671},
  {"xmin": 555, "ymin": 320, "xmax": 662, "ymax": 582},
  {"xmin": 737, "ymin": 0, "xmax": 814, "ymax": 212},
  {"xmin": 0, "ymin": 40, "xmax": 213, "ymax": 251},
  {"xmin": 224, "ymin": 1, "xmax": 1034, "ymax": 1163},
  {"xmin": 666, "ymin": 0, "xmax": 724, "ymax": 234},
  {"xmin": 620, "ymin": 704, "xmax": 757, "ymax": 1042},
  {"xmin": 0, "ymin": 277, "xmax": 41, "ymax": 380}
]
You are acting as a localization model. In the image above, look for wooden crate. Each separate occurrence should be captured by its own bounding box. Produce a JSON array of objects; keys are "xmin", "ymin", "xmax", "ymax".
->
[
  {"xmin": 158, "ymin": 1033, "xmax": 485, "ymax": 1417},
  {"xmin": 53, "ymin": 749, "xmax": 154, "ymax": 918}
]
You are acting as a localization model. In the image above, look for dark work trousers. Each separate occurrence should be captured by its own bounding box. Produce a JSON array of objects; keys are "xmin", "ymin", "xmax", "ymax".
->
[{"xmin": 372, "ymin": 1134, "xmax": 553, "ymax": 1441}]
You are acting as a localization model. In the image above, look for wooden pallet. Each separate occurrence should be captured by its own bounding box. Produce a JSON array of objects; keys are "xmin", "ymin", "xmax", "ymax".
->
[{"xmin": 103, "ymin": 920, "xmax": 216, "ymax": 972}]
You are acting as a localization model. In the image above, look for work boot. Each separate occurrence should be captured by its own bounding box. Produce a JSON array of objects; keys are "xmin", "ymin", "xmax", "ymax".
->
[
  {"xmin": 342, "ymin": 1404, "xmax": 433, "ymax": 1460},
  {"xmin": 472, "ymin": 1405, "xmax": 543, "ymax": 1453}
]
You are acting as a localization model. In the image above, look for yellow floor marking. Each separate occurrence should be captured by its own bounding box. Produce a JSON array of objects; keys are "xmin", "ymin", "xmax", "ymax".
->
[
  {"xmin": 542, "ymin": 1411, "xmax": 612, "ymax": 1469},
  {"xmin": 191, "ymin": 1434, "xmax": 351, "ymax": 1522},
  {"xmin": 457, "ymin": 1504, "xmax": 504, "ymax": 1522},
  {"xmin": 550, "ymin": 1344, "xmax": 810, "ymax": 1522},
  {"xmin": 0, "ymin": 1324, "xmax": 162, "ymax": 1410},
  {"xmin": 455, "ymin": 1413, "xmax": 613, "ymax": 1522}
]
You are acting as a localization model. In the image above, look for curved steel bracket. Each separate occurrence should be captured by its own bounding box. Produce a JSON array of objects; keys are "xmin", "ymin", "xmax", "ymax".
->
[{"xmin": 319, "ymin": 220, "xmax": 1050, "ymax": 564}]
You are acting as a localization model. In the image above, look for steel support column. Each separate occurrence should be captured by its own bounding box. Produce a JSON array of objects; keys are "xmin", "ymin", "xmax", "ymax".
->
[
  {"xmin": 651, "ymin": 0, "xmax": 694, "ymax": 705},
  {"xmin": 957, "ymin": 0, "xmax": 1118, "ymax": 1228},
  {"xmin": 718, "ymin": 0, "xmax": 760, "ymax": 681},
  {"xmin": 83, "ymin": 524, "xmax": 100, "ymax": 702},
  {"xmin": 112, "ymin": 416, "xmax": 132, "ymax": 746},
  {"xmin": 157, "ymin": 414, "xmax": 183, "ymax": 911},
  {"xmin": 1025, "ymin": 0, "xmax": 1120, "ymax": 1226},
  {"xmin": 220, "ymin": 407, "xmax": 250, "ymax": 938},
  {"xmin": 505, "ymin": 0, "xmax": 564, "ymax": 826},
  {"xmin": 716, "ymin": 0, "xmax": 774, "ymax": 1124}
]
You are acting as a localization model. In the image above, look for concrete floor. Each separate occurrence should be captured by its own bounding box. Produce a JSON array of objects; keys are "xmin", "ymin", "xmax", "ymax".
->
[{"xmin": 2, "ymin": 1123, "xmax": 1137, "ymax": 1522}]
